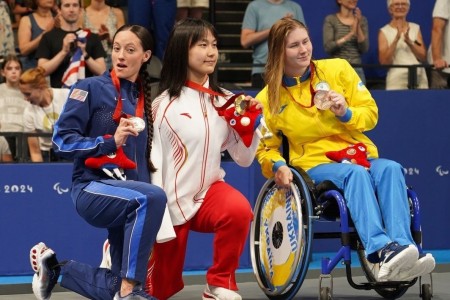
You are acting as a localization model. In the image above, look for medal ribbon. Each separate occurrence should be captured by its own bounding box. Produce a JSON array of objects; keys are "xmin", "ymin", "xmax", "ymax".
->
[
  {"xmin": 282, "ymin": 62, "xmax": 317, "ymax": 108},
  {"xmin": 185, "ymin": 80, "xmax": 241, "ymax": 115},
  {"xmin": 111, "ymin": 69, "xmax": 145, "ymax": 123}
]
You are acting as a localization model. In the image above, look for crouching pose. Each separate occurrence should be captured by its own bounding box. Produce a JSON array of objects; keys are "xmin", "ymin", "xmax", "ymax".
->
[
  {"xmin": 29, "ymin": 25, "xmax": 166, "ymax": 300},
  {"xmin": 145, "ymin": 18, "xmax": 263, "ymax": 300}
]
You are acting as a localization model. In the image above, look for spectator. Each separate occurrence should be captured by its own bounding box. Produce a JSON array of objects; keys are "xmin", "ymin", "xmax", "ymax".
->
[
  {"xmin": 241, "ymin": 0, "xmax": 305, "ymax": 89},
  {"xmin": 428, "ymin": 0, "xmax": 450, "ymax": 89},
  {"xmin": 36, "ymin": 0, "xmax": 106, "ymax": 88},
  {"xmin": 145, "ymin": 18, "xmax": 261, "ymax": 300},
  {"xmin": 379, "ymin": 0, "xmax": 428, "ymax": 90},
  {"xmin": 0, "ymin": 55, "xmax": 29, "ymax": 160},
  {"xmin": 12, "ymin": 0, "xmax": 33, "ymax": 28},
  {"xmin": 30, "ymin": 24, "xmax": 166, "ymax": 300},
  {"xmin": 128, "ymin": 0, "xmax": 176, "ymax": 60},
  {"xmin": 83, "ymin": 0, "xmax": 125, "ymax": 70},
  {"xmin": 19, "ymin": 66, "xmax": 69, "ymax": 162},
  {"xmin": 17, "ymin": 0, "xmax": 56, "ymax": 71},
  {"xmin": 0, "ymin": 134, "xmax": 13, "ymax": 162},
  {"xmin": 0, "ymin": 0, "xmax": 16, "ymax": 59},
  {"xmin": 176, "ymin": 0, "xmax": 208, "ymax": 21},
  {"xmin": 323, "ymin": 0, "xmax": 369, "ymax": 84},
  {"xmin": 256, "ymin": 17, "xmax": 435, "ymax": 283}
]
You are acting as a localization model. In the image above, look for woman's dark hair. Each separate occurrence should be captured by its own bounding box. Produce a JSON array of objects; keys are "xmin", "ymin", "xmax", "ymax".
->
[
  {"xmin": 113, "ymin": 25, "xmax": 157, "ymax": 172},
  {"xmin": 159, "ymin": 18, "xmax": 221, "ymax": 98},
  {"xmin": 1, "ymin": 54, "xmax": 22, "ymax": 71}
]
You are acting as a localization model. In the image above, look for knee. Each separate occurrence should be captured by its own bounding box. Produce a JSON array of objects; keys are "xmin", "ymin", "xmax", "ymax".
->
[{"xmin": 222, "ymin": 198, "xmax": 253, "ymax": 226}]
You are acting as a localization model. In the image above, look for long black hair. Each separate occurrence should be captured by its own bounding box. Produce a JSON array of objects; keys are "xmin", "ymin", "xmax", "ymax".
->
[{"xmin": 159, "ymin": 18, "xmax": 222, "ymax": 98}]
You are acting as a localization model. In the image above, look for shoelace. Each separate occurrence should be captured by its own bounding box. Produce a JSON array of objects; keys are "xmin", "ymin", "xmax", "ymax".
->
[{"xmin": 379, "ymin": 242, "xmax": 400, "ymax": 265}]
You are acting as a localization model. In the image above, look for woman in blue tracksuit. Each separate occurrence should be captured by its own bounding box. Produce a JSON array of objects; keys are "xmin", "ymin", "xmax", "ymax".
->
[{"xmin": 29, "ymin": 25, "xmax": 166, "ymax": 300}]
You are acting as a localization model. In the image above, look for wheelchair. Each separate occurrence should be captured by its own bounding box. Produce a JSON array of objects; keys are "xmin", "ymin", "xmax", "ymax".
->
[{"xmin": 250, "ymin": 166, "xmax": 434, "ymax": 300}]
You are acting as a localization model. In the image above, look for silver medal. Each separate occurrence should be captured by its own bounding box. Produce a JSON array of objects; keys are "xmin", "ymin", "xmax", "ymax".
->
[{"xmin": 130, "ymin": 117, "xmax": 146, "ymax": 132}]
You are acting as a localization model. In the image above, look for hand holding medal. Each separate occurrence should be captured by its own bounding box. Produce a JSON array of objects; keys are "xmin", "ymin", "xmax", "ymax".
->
[{"xmin": 313, "ymin": 81, "xmax": 333, "ymax": 110}]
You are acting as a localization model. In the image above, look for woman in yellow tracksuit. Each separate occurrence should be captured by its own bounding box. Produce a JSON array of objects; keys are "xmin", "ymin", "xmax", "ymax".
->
[{"xmin": 255, "ymin": 17, "xmax": 434, "ymax": 282}]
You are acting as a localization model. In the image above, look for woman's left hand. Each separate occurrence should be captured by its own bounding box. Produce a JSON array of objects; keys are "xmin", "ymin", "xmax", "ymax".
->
[{"xmin": 328, "ymin": 90, "xmax": 348, "ymax": 117}]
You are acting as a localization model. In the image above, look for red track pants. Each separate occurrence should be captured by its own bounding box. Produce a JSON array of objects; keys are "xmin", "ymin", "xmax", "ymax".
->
[{"xmin": 145, "ymin": 181, "xmax": 253, "ymax": 299}]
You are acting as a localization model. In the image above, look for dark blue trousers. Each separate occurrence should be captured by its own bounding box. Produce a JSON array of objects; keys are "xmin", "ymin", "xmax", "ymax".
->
[{"xmin": 60, "ymin": 179, "xmax": 166, "ymax": 299}]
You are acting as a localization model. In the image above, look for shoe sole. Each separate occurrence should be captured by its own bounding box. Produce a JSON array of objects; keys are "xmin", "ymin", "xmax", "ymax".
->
[
  {"xmin": 31, "ymin": 249, "xmax": 56, "ymax": 300},
  {"xmin": 397, "ymin": 254, "xmax": 436, "ymax": 281},
  {"xmin": 378, "ymin": 245, "xmax": 418, "ymax": 281}
]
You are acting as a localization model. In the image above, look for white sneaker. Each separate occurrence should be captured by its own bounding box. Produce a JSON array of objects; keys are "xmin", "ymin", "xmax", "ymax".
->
[
  {"xmin": 30, "ymin": 243, "xmax": 60, "ymax": 300},
  {"xmin": 100, "ymin": 239, "xmax": 111, "ymax": 269},
  {"xmin": 396, "ymin": 253, "xmax": 436, "ymax": 281},
  {"xmin": 202, "ymin": 284, "xmax": 242, "ymax": 300},
  {"xmin": 377, "ymin": 243, "xmax": 418, "ymax": 282}
]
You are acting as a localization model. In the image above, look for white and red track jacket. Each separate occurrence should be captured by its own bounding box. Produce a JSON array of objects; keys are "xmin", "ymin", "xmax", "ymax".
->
[{"xmin": 152, "ymin": 80, "xmax": 260, "ymax": 232}]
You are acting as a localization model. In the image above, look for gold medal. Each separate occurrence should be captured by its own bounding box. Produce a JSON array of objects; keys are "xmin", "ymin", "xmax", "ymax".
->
[
  {"xmin": 234, "ymin": 94, "xmax": 248, "ymax": 115},
  {"xmin": 129, "ymin": 117, "xmax": 146, "ymax": 132}
]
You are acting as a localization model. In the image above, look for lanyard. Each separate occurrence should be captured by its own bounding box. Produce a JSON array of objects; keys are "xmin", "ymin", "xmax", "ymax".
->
[
  {"xmin": 185, "ymin": 80, "xmax": 241, "ymax": 115},
  {"xmin": 111, "ymin": 69, "xmax": 145, "ymax": 123},
  {"xmin": 282, "ymin": 62, "xmax": 317, "ymax": 108}
]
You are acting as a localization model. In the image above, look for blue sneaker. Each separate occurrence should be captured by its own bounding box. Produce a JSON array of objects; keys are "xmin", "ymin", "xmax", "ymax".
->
[
  {"xmin": 377, "ymin": 242, "xmax": 418, "ymax": 282},
  {"xmin": 396, "ymin": 253, "xmax": 435, "ymax": 281},
  {"xmin": 30, "ymin": 243, "xmax": 61, "ymax": 300},
  {"xmin": 113, "ymin": 287, "xmax": 158, "ymax": 300}
]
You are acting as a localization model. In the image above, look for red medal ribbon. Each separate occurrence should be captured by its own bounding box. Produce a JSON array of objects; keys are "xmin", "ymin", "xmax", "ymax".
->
[
  {"xmin": 282, "ymin": 62, "xmax": 317, "ymax": 108},
  {"xmin": 184, "ymin": 80, "xmax": 242, "ymax": 114},
  {"xmin": 111, "ymin": 69, "xmax": 145, "ymax": 123}
]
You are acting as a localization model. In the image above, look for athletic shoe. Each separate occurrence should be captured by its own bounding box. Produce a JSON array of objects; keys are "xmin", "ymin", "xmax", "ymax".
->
[
  {"xmin": 396, "ymin": 253, "xmax": 436, "ymax": 281},
  {"xmin": 377, "ymin": 242, "xmax": 418, "ymax": 282},
  {"xmin": 30, "ymin": 243, "xmax": 61, "ymax": 300},
  {"xmin": 202, "ymin": 284, "xmax": 242, "ymax": 300},
  {"xmin": 100, "ymin": 239, "xmax": 112, "ymax": 269},
  {"xmin": 113, "ymin": 288, "xmax": 158, "ymax": 300}
]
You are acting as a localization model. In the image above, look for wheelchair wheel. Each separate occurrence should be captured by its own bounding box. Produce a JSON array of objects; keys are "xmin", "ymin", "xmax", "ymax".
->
[
  {"xmin": 356, "ymin": 241, "xmax": 409, "ymax": 299},
  {"xmin": 250, "ymin": 168, "xmax": 314, "ymax": 299}
]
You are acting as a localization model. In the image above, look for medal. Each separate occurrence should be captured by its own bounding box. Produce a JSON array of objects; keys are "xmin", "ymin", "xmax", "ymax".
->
[
  {"xmin": 129, "ymin": 116, "xmax": 146, "ymax": 132},
  {"xmin": 313, "ymin": 81, "xmax": 332, "ymax": 110},
  {"xmin": 234, "ymin": 94, "xmax": 248, "ymax": 115}
]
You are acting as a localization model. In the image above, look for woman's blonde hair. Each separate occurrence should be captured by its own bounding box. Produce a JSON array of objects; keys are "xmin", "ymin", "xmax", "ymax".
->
[
  {"xmin": 19, "ymin": 66, "xmax": 48, "ymax": 89},
  {"xmin": 265, "ymin": 17, "xmax": 309, "ymax": 115}
]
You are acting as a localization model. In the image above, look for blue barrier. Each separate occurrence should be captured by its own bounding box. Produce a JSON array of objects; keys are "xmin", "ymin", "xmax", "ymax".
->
[{"xmin": 1, "ymin": 90, "xmax": 449, "ymax": 276}]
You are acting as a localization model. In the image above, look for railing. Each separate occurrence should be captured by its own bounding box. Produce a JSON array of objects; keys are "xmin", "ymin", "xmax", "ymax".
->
[
  {"xmin": 216, "ymin": 62, "xmax": 436, "ymax": 90},
  {"xmin": 0, "ymin": 132, "xmax": 52, "ymax": 163}
]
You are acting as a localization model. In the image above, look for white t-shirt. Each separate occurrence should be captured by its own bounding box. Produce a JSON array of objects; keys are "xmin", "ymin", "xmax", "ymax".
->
[
  {"xmin": 23, "ymin": 88, "xmax": 69, "ymax": 151},
  {"xmin": 0, "ymin": 83, "xmax": 30, "ymax": 132},
  {"xmin": 381, "ymin": 23, "xmax": 428, "ymax": 90},
  {"xmin": 428, "ymin": 0, "xmax": 450, "ymax": 74},
  {"xmin": 0, "ymin": 136, "xmax": 11, "ymax": 160}
]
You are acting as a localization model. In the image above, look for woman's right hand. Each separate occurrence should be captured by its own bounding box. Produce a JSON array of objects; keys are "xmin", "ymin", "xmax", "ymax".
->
[
  {"xmin": 114, "ymin": 117, "xmax": 139, "ymax": 148},
  {"xmin": 275, "ymin": 165, "xmax": 293, "ymax": 188}
]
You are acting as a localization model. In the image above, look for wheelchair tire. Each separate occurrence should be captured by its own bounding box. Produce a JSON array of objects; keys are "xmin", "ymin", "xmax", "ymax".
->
[
  {"xmin": 421, "ymin": 283, "xmax": 432, "ymax": 300},
  {"xmin": 250, "ymin": 168, "xmax": 314, "ymax": 300},
  {"xmin": 356, "ymin": 241, "xmax": 409, "ymax": 299}
]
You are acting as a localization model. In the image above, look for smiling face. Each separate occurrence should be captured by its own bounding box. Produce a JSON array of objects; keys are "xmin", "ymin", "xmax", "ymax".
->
[
  {"xmin": 187, "ymin": 29, "xmax": 218, "ymax": 84},
  {"xmin": 388, "ymin": 0, "xmax": 410, "ymax": 17},
  {"xmin": 111, "ymin": 30, "xmax": 151, "ymax": 82},
  {"xmin": 283, "ymin": 27, "xmax": 313, "ymax": 77},
  {"xmin": 19, "ymin": 84, "xmax": 46, "ymax": 106}
]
